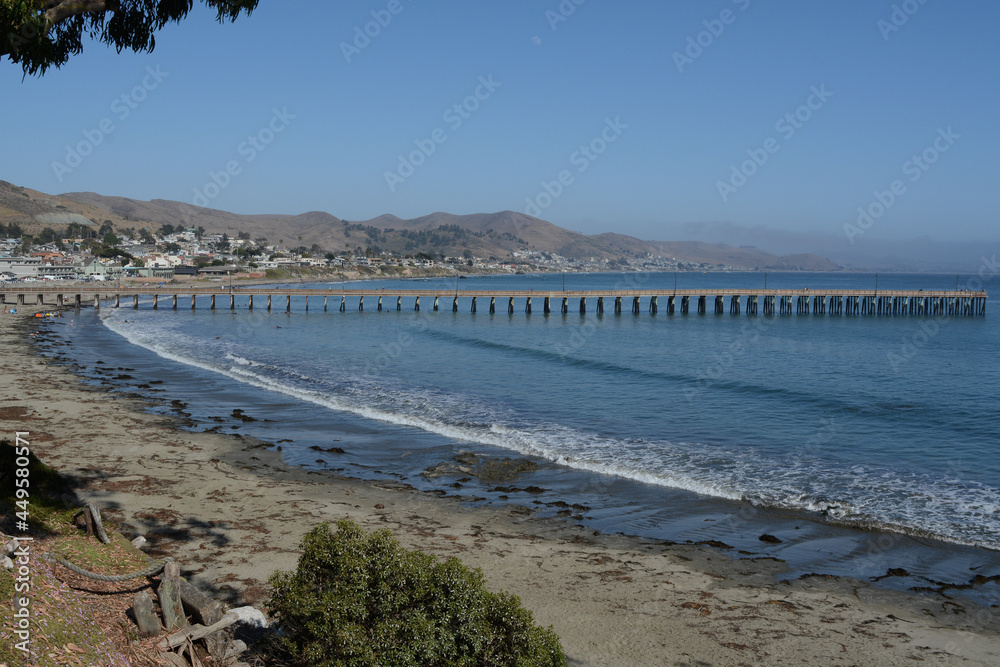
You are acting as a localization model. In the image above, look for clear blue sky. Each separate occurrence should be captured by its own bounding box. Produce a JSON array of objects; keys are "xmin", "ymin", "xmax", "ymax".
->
[{"xmin": 3, "ymin": 0, "xmax": 998, "ymax": 246}]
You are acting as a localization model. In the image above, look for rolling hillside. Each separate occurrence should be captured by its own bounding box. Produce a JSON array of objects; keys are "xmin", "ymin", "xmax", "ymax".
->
[{"xmin": 0, "ymin": 181, "xmax": 839, "ymax": 270}]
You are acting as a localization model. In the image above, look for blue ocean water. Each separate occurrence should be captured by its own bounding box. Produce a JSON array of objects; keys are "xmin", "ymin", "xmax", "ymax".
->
[{"xmin": 45, "ymin": 271, "xmax": 1000, "ymax": 595}]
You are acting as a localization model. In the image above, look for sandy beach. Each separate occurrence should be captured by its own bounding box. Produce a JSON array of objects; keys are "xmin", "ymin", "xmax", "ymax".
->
[{"xmin": 2, "ymin": 304, "xmax": 998, "ymax": 666}]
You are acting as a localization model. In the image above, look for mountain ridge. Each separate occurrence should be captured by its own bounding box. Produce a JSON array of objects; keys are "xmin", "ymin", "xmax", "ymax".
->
[{"xmin": 0, "ymin": 181, "xmax": 839, "ymax": 270}]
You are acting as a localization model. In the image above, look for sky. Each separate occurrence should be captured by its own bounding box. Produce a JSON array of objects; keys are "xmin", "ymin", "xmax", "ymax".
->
[{"xmin": 3, "ymin": 0, "xmax": 999, "ymax": 261}]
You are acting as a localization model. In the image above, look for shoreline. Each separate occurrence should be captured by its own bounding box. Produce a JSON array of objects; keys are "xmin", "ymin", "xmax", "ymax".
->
[{"xmin": 4, "ymin": 306, "xmax": 1000, "ymax": 664}]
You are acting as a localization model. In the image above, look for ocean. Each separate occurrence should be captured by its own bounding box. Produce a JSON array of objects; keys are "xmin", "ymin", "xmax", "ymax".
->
[{"xmin": 39, "ymin": 271, "xmax": 1000, "ymax": 604}]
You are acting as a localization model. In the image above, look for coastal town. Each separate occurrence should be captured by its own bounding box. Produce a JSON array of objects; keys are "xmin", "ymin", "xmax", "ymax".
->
[{"xmin": 0, "ymin": 220, "xmax": 738, "ymax": 283}]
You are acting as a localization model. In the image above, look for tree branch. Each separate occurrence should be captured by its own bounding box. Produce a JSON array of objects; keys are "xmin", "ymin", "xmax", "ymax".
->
[{"xmin": 42, "ymin": 0, "xmax": 108, "ymax": 29}]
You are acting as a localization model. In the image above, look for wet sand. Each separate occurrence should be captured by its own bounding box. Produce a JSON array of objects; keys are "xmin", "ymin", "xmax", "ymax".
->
[{"xmin": 3, "ymin": 305, "xmax": 999, "ymax": 665}]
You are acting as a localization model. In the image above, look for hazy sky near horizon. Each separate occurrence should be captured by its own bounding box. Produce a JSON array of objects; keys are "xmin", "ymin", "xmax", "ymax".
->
[{"xmin": 3, "ymin": 0, "xmax": 999, "ymax": 248}]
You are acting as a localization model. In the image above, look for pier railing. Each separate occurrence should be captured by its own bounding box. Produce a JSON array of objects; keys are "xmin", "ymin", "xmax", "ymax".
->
[{"xmin": 2, "ymin": 285, "xmax": 987, "ymax": 317}]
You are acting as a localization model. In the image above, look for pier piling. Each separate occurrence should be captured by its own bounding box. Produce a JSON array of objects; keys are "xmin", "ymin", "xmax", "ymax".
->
[{"xmin": 2, "ymin": 286, "xmax": 986, "ymax": 321}]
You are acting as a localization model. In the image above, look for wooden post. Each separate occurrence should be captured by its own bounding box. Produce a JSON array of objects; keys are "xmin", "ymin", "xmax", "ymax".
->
[
  {"xmin": 158, "ymin": 561, "xmax": 187, "ymax": 632},
  {"xmin": 132, "ymin": 591, "xmax": 163, "ymax": 637}
]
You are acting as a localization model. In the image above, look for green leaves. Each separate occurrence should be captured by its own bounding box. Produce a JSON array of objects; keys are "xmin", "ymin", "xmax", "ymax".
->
[
  {"xmin": 267, "ymin": 519, "xmax": 567, "ymax": 667},
  {"xmin": 1, "ymin": 1, "xmax": 259, "ymax": 76}
]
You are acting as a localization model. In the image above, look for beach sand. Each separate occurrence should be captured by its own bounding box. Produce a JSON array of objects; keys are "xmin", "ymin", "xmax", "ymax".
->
[{"xmin": 2, "ymin": 304, "xmax": 998, "ymax": 665}]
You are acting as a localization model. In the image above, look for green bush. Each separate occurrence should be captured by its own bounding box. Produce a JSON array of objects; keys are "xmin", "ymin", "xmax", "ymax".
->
[{"xmin": 267, "ymin": 520, "xmax": 566, "ymax": 667}]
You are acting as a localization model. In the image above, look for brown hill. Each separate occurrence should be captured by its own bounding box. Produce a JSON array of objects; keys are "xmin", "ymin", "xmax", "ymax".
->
[{"xmin": 0, "ymin": 181, "xmax": 838, "ymax": 270}]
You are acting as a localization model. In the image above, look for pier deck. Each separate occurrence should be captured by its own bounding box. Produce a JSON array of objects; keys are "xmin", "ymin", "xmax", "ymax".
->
[{"xmin": 1, "ymin": 285, "xmax": 988, "ymax": 317}]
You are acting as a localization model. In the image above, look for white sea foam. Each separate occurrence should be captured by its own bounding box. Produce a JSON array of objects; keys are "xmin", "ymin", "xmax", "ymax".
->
[{"xmin": 98, "ymin": 310, "xmax": 1000, "ymax": 550}]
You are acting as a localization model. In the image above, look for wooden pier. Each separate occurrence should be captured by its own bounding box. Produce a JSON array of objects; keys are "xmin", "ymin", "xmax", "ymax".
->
[{"xmin": 0, "ymin": 285, "xmax": 988, "ymax": 317}]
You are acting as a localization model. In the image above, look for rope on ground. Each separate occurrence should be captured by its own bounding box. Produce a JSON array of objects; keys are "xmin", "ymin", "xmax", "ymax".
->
[{"xmin": 45, "ymin": 552, "xmax": 174, "ymax": 583}]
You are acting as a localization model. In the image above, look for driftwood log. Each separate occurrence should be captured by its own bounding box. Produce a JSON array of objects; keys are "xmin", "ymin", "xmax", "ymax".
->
[
  {"xmin": 158, "ymin": 611, "xmax": 239, "ymax": 651},
  {"xmin": 179, "ymin": 577, "xmax": 225, "ymax": 626}
]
